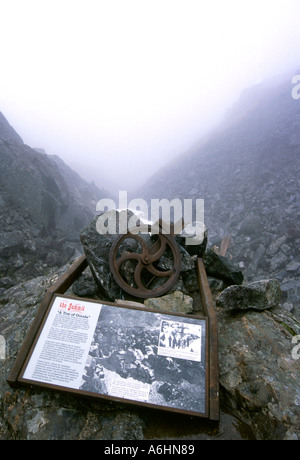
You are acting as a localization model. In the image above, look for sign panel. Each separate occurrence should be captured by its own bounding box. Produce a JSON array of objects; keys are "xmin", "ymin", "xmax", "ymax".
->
[{"xmin": 19, "ymin": 294, "xmax": 208, "ymax": 417}]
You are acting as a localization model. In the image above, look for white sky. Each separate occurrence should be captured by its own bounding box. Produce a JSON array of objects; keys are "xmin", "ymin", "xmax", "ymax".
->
[{"xmin": 1, "ymin": 0, "xmax": 300, "ymax": 193}]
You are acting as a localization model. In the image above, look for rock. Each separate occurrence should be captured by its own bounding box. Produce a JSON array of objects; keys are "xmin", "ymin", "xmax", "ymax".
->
[
  {"xmin": 218, "ymin": 305, "xmax": 300, "ymax": 439},
  {"xmin": 157, "ymin": 243, "xmax": 195, "ymax": 272},
  {"xmin": 178, "ymin": 226, "xmax": 208, "ymax": 258},
  {"xmin": 266, "ymin": 236, "xmax": 288, "ymax": 257},
  {"xmin": 72, "ymin": 270, "xmax": 99, "ymax": 298},
  {"xmin": 144, "ymin": 291, "xmax": 194, "ymax": 314},
  {"xmin": 286, "ymin": 262, "xmax": 300, "ymax": 273},
  {"xmin": 208, "ymin": 277, "xmax": 227, "ymax": 293},
  {"xmin": 216, "ymin": 279, "xmax": 281, "ymax": 311},
  {"xmin": 0, "ymin": 277, "xmax": 14, "ymax": 289},
  {"xmin": 280, "ymin": 279, "xmax": 300, "ymax": 317},
  {"xmin": 45, "ymin": 250, "xmax": 60, "ymax": 267},
  {"xmin": 238, "ymin": 212, "xmax": 263, "ymax": 235},
  {"xmin": 270, "ymin": 252, "xmax": 288, "ymax": 272},
  {"xmin": 203, "ymin": 249, "xmax": 244, "ymax": 286},
  {"xmin": 0, "ymin": 111, "xmax": 23, "ymax": 144},
  {"xmin": 80, "ymin": 212, "xmax": 130, "ymax": 302},
  {"xmin": 0, "ymin": 231, "xmax": 23, "ymax": 258},
  {"xmin": 282, "ymin": 302, "xmax": 294, "ymax": 312}
]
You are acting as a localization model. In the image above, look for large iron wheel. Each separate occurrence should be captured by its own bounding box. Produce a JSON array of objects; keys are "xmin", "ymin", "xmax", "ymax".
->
[{"xmin": 109, "ymin": 232, "xmax": 181, "ymax": 299}]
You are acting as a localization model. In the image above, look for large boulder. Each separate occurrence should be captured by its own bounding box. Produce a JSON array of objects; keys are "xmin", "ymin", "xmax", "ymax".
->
[
  {"xmin": 144, "ymin": 291, "xmax": 194, "ymax": 314},
  {"xmin": 203, "ymin": 249, "xmax": 244, "ymax": 286},
  {"xmin": 216, "ymin": 279, "xmax": 282, "ymax": 311},
  {"xmin": 218, "ymin": 305, "xmax": 300, "ymax": 440}
]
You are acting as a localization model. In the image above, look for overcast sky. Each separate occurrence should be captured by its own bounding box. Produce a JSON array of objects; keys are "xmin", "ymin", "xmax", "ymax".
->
[{"xmin": 1, "ymin": 0, "xmax": 300, "ymax": 193}]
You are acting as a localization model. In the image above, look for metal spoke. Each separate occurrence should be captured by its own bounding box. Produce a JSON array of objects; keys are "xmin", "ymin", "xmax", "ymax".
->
[
  {"xmin": 115, "ymin": 252, "xmax": 142, "ymax": 271},
  {"xmin": 146, "ymin": 264, "xmax": 174, "ymax": 278}
]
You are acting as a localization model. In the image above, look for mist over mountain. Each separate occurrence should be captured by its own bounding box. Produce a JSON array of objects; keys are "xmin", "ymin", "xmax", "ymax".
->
[
  {"xmin": 0, "ymin": 112, "xmax": 107, "ymax": 288},
  {"xmin": 1, "ymin": 73, "xmax": 300, "ymax": 440},
  {"xmin": 135, "ymin": 72, "xmax": 300, "ymax": 314}
]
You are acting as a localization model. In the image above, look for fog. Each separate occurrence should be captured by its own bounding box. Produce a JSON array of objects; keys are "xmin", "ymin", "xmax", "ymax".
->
[{"xmin": 1, "ymin": 0, "xmax": 300, "ymax": 194}]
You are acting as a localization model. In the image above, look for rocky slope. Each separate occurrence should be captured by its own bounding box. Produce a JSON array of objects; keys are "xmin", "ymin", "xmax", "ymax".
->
[
  {"xmin": 0, "ymin": 112, "xmax": 107, "ymax": 289},
  {"xmin": 1, "ymin": 208, "xmax": 299, "ymax": 440},
  {"xmin": 1, "ymin": 257, "xmax": 299, "ymax": 440},
  {"xmin": 136, "ymin": 74, "xmax": 300, "ymax": 316}
]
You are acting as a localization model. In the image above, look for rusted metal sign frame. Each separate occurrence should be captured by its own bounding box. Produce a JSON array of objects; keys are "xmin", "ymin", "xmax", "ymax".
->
[
  {"xmin": 14, "ymin": 293, "xmax": 209, "ymax": 419},
  {"xmin": 196, "ymin": 258, "xmax": 219, "ymax": 421},
  {"xmin": 7, "ymin": 253, "xmax": 219, "ymax": 421},
  {"xmin": 219, "ymin": 235, "xmax": 231, "ymax": 257}
]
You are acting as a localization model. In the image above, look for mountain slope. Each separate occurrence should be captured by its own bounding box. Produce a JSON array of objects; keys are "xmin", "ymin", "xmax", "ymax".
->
[
  {"xmin": 136, "ymin": 74, "xmax": 300, "ymax": 314},
  {"xmin": 0, "ymin": 112, "xmax": 107, "ymax": 288}
]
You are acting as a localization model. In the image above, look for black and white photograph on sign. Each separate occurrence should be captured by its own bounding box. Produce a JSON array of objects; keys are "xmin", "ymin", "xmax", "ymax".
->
[
  {"xmin": 158, "ymin": 320, "xmax": 202, "ymax": 362},
  {"xmin": 79, "ymin": 304, "xmax": 207, "ymax": 414}
]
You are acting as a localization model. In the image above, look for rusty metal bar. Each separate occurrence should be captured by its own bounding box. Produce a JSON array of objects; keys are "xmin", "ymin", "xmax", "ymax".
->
[
  {"xmin": 219, "ymin": 235, "xmax": 231, "ymax": 257},
  {"xmin": 7, "ymin": 255, "xmax": 88, "ymax": 386},
  {"xmin": 196, "ymin": 257, "xmax": 219, "ymax": 421},
  {"xmin": 49, "ymin": 254, "xmax": 88, "ymax": 294}
]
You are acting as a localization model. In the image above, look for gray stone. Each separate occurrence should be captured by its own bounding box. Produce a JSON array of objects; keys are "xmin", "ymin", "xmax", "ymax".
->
[
  {"xmin": 0, "ymin": 277, "xmax": 14, "ymax": 289},
  {"xmin": 218, "ymin": 305, "xmax": 300, "ymax": 439},
  {"xmin": 282, "ymin": 302, "xmax": 294, "ymax": 312},
  {"xmin": 238, "ymin": 212, "xmax": 263, "ymax": 235},
  {"xmin": 208, "ymin": 276, "xmax": 227, "ymax": 293},
  {"xmin": 270, "ymin": 252, "xmax": 288, "ymax": 272},
  {"xmin": 203, "ymin": 249, "xmax": 244, "ymax": 286},
  {"xmin": 279, "ymin": 279, "xmax": 300, "ymax": 307},
  {"xmin": 0, "ymin": 231, "xmax": 23, "ymax": 257},
  {"xmin": 216, "ymin": 279, "xmax": 282, "ymax": 311},
  {"xmin": 0, "ymin": 111, "xmax": 23, "ymax": 144},
  {"xmin": 286, "ymin": 262, "xmax": 300, "ymax": 272},
  {"xmin": 178, "ymin": 226, "xmax": 208, "ymax": 258},
  {"xmin": 72, "ymin": 270, "xmax": 99, "ymax": 298},
  {"xmin": 266, "ymin": 236, "xmax": 288, "ymax": 257},
  {"xmin": 80, "ymin": 211, "xmax": 135, "ymax": 302},
  {"xmin": 144, "ymin": 291, "xmax": 194, "ymax": 314}
]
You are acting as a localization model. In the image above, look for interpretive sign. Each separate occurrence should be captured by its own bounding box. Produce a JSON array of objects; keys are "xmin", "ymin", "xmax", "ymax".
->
[{"xmin": 18, "ymin": 294, "xmax": 208, "ymax": 417}]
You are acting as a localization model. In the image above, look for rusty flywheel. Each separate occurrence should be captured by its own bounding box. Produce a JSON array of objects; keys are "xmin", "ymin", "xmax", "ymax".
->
[{"xmin": 109, "ymin": 232, "xmax": 181, "ymax": 299}]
